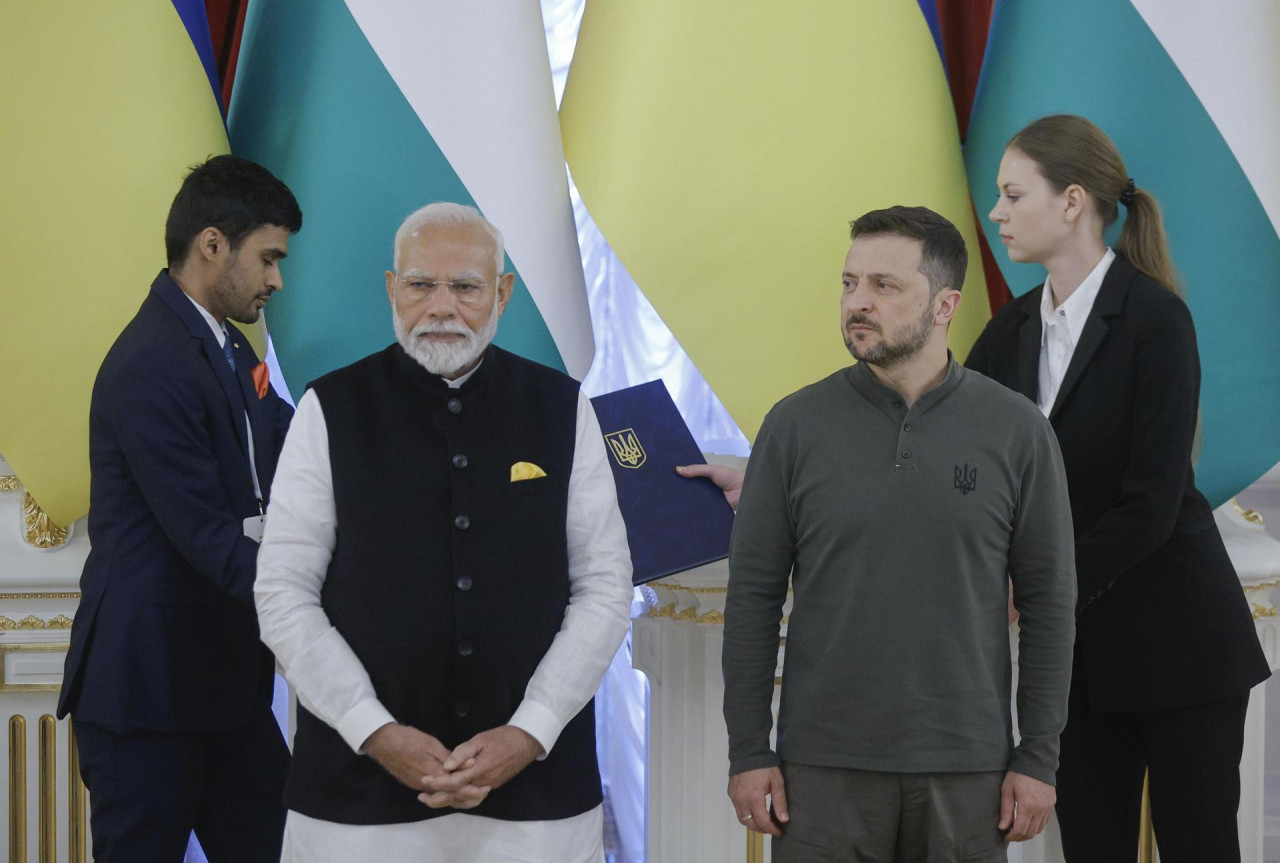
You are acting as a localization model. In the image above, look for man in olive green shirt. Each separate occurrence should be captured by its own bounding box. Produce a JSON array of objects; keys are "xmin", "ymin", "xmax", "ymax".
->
[{"xmin": 716, "ymin": 206, "xmax": 1075, "ymax": 861}]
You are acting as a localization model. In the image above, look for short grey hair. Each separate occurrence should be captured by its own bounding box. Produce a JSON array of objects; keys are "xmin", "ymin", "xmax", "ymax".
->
[{"xmin": 393, "ymin": 202, "xmax": 505, "ymax": 274}]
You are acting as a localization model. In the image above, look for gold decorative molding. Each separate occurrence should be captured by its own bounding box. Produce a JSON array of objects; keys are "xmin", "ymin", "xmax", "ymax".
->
[
  {"xmin": 648, "ymin": 603, "xmax": 676, "ymax": 619},
  {"xmin": 696, "ymin": 608, "xmax": 725, "ymax": 624},
  {"xmin": 674, "ymin": 606, "xmax": 698, "ymax": 621},
  {"xmin": 69, "ymin": 722, "xmax": 87, "ymax": 863},
  {"xmin": 657, "ymin": 582, "xmax": 727, "ymax": 595},
  {"xmin": 1245, "ymin": 579, "xmax": 1280, "ymax": 619},
  {"xmin": 0, "ymin": 614, "xmax": 74, "ymax": 630},
  {"xmin": 40, "ymin": 715, "xmax": 56, "ymax": 862},
  {"xmin": 0, "ymin": 644, "xmax": 68, "ymax": 693},
  {"xmin": 0, "ymin": 475, "xmax": 20, "ymax": 492},
  {"xmin": 10, "ymin": 715, "xmax": 27, "ymax": 860},
  {"xmin": 0, "ymin": 592, "xmax": 81, "ymax": 601},
  {"xmin": 1233, "ymin": 499, "xmax": 1265, "ymax": 526},
  {"xmin": 1138, "ymin": 772, "xmax": 1157, "ymax": 863},
  {"xmin": 22, "ymin": 490, "xmax": 69, "ymax": 549}
]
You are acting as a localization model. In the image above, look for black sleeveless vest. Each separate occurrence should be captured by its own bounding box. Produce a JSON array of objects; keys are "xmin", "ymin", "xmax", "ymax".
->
[{"xmin": 285, "ymin": 344, "xmax": 603, "ymax": 824}]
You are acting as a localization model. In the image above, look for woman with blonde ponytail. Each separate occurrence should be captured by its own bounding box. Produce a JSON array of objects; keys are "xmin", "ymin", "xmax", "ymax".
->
[{"xmin": 967, "ymin": 115, "xmax": 1268, "ymax": 862}]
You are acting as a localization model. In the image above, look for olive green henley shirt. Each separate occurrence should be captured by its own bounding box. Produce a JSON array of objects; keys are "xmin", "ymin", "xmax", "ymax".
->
[{"xmin": 723, "ymin": 358, "xmax": 1076, "ymax": 785}]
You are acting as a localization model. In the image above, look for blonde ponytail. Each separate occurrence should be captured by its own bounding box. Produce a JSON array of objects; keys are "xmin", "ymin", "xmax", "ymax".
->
[{"xmin": 1009, "ymin": 115, "xmax": 1179, "ymax": 293}]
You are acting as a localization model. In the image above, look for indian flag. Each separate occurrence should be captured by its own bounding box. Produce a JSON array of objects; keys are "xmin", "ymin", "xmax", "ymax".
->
[{"xmin": 228, "ymin": 0, "xmax": 594, "ymax": 395}]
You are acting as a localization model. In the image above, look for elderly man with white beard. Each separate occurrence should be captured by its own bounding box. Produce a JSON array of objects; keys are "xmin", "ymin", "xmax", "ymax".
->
[{"xmin": 255, "ymin": 203, "xmax": 634, "ymax": 863}]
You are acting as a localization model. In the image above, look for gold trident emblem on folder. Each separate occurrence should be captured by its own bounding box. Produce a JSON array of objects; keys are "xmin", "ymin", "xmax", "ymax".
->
[{"xmin": 605, "ymin": 428, "xmax": 646, "ymax": 469}]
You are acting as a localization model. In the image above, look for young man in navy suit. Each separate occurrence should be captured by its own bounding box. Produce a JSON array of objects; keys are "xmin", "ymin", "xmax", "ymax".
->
[{"xmin": 57, "ymin": 155, "xmax": 302, "ymax": 862}]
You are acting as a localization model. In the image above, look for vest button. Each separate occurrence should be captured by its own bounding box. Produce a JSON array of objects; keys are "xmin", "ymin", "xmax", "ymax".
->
[
  {"xmin": 454, "ymin": 514, "xmax": 471, "ymax": 530},
  {"xmin": 457, "ymin": 640, "xmax": 474, "ymax": 657},
  {"xmin": 452, "ymin": 454, "xmax": 469, "ymax": 469},
  {"xmin": 447, "ymin": 398, "xmax": 462, "ymax": 414},
  {"xmin": 901, "ymin": 451, "xmax": 911, "ymax": 459},
  {"xmin": 454, "ymin": 701, "xmax": 469, "ymax": 718},
  {"xmin": 902, "ymin": 423, "xmax": 912, "ymax": 432},
  {"xmin": 456, "ymin": 576, "xmax": 473, "ymax": 591}
]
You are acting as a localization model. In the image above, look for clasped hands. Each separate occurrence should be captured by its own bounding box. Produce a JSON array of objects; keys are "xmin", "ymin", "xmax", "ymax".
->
[{"xmin": 363, "ymin": 722, "xmax": 543, "ymax": 810}]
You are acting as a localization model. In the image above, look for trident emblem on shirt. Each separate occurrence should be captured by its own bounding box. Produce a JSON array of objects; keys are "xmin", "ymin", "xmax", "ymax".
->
[
  {"xmin": 605, "ymin": 429, "xmax": 646, "ymax": 469},
  {"xmin": 954, "ymin": 463, "xmax": 978, "ymax": 495}
]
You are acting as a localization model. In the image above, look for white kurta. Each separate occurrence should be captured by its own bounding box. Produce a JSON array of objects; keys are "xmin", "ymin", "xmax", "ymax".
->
[{"xmin": 256, "ymin": 366, "xmax": 634, "ymax": 863}]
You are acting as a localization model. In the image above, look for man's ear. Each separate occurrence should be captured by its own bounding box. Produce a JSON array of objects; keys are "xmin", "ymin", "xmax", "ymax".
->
[
  {"xmin": 934, "ymin": 288, "xmax": 962, "ymax": 325},
  {"xmin": 386, "ymin": 270, "xmax": 397, "ymax": 306},
  {"xmin": 195, "ymin": 227, "xmax": 229, "ymax": 264},
  {"xmin": 495, "ymin": 272, "xmax": 515, "ymax": 316}
]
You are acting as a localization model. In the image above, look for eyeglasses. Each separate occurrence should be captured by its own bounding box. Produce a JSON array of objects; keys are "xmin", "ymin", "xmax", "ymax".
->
[{"xmin": 394, "ymin": 275, "xmax": 496, "ymax": 308}]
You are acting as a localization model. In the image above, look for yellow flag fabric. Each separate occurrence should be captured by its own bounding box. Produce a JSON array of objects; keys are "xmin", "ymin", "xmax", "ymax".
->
[
  {"xmin": 1, "ymin": 4, "xmax": 231, "ymax": 526},
  {"xmin": 561, "ymin": 2, "xmax": 989, "ymax": 443}
]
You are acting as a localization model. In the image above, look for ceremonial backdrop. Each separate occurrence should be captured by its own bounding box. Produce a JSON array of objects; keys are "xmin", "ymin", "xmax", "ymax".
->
[{"xmin": 0, "ymin": 1, "xmax": 234, "ymax": 527}]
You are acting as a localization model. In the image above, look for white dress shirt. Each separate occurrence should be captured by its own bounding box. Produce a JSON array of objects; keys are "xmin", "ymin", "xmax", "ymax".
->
[
  {"xmin": 1037, "ymin": 248, "xmax": 1115, "ymax": 416},
  {"xmin": 185, "ymin": 294, "xmax": 262, "ymax": 502},
  {"xmin": 255, "ymin": 369, "xmax": 633, "ymax": 863}
]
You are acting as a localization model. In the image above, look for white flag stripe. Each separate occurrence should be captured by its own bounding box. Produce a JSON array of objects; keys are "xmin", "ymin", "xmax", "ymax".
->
[
  {"xmin": 1131, "ymin": 0, "xmax": 1280, "ymax": 236},
  {"xmin": 344, "ymin": 0, "xmax": 595, "ymax": 379}
]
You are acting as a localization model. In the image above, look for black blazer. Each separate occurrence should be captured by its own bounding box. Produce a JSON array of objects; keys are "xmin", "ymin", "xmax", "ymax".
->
[
  {"xmin": 966, "ymin": 253, "xmax": 1268, "ymax": 712},
  {"xmin": 57, "ymin": 271, "xmax": 293, "ymax": 732}
]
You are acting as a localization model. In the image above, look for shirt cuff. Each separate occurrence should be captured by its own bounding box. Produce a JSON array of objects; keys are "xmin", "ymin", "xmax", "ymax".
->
[
  {"xmin": 508, "ymin": 699, "xmax": 561, "ymax": 761},
  {"xmin": 1007, "ymin": 751, "xmax": 1058, "ymax": 787},
  {"xmin": 338, "ymin": 698, "xmax": 397, "ymax": 754}
]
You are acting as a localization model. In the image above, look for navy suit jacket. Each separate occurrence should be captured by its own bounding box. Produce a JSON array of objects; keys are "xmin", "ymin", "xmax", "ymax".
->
[
  {"xmin": 58, "ymin": 271, "xmax": 293, "ymax": 732},
  {"xmin": 966, "ymin": 253, "xmax": 1268, "ymax": 712}
]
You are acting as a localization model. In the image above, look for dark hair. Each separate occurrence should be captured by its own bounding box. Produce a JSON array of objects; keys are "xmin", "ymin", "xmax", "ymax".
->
[
  {"xmin": 1009, "ymin": 115, "xmax": 1178, "ymax": 293},
  {"xmin": 850, "ymin": 205, "xmax": 968, "ymax": 295},
  {"xmin": 165, "ymin": 155, "xmax": 302, "ymax": 269}
]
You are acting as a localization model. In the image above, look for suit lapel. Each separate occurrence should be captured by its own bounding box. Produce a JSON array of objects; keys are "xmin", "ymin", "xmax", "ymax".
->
[
  {"xmin": 1048, "ymin": 256, "xmax": 1135, "ymax": 421},
  {"xmin": 1015, "ymin": 289, "xmax": 1043, "ymax": 402},
  {"xmin": 152, "ymin": 272, "xmax": 252, "ymax": 456},
  {"xmin": 227, "ymin": 326, "xmax": 273, "ymax": 494}
]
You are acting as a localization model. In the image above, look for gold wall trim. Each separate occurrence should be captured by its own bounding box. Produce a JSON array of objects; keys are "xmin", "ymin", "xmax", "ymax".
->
[
  {"xmin": 648, "ymin": 603, "xmax": 676, "ymax": 618},
  {"xmin": 1233, "ymin": 499, "xmax": 1265, "ymax": 526},
  {"xmin": 10, "ymin": 715, "xmax": 27, "ymax": 861},
  {"xmin": 39, "ymin": 715, "xmax": 55, "ymax": 863},
  {"xmin": 674, "ymin": 606, "xmax": 698, "ymax": 621},
  {"xmin": 1252, "ymin": 604, "xmax": 1278, "ymax": 619},
  {"xmin": 22, "ymin": 490, "xmax": 70, "ymax": 549},
  {"xmin": 1138, "ymin": 771, "xmax": 1157, "ymax": 863},
  {"xmin": 0, "ymin": 644, "xmax": 68, "ymax": 693},
  {"xmin": 0, "ymin": 476, "xmax": 20, "ymax": 492},
  {"xmin": 658, "ymin": 583, "xmax": 727, "ymax": 595},
  {"xmin": 0, "ymin": 614, "xmax": 74, "ymax": 631},
  {"xmin": 0, "ymin": 593, "xmax": 81, "ymax": 601},
  {"xmin": 747, "ymin": 829, "xmax": 764, "ymax": 863},
  {"xmin": 696, "ymin": 609, "xmax": 725, "ymax": 624},
  {"xmin": 68, "ymin": 722, "xmax": 86, "ymax": 863}
]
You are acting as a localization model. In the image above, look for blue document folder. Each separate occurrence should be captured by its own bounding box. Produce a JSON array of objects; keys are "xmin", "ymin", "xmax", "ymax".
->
[{"xmin": 590, "ymin": 380, "xmax": 736, "ymax": 585}]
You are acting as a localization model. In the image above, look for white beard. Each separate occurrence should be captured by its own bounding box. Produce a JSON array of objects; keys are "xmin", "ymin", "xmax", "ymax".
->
[{"xmin": 393, "ymin": 302, "xmax": 500, "ymax": 378}]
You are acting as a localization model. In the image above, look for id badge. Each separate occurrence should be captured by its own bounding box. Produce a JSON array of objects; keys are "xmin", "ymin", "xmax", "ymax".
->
[{"xmin": 243, "ymin": 514, "xmax": 265, "ymax": 543}]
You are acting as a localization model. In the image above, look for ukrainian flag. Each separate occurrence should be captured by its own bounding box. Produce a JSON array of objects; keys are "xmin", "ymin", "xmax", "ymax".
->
[
  {"xmin": 0, "ymin": 1, "xmax": 231, "ymax": 526},
  {"xmin": 965, "ymin": 0, "xmax": 1280, "ymax": 504},
  {"xmin": 560, "ymin": 1, "xmax": 989, "ymax": 443}
]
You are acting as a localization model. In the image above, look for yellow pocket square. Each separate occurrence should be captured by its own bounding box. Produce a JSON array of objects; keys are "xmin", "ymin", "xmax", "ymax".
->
[{"xmin": 510, "ymin": 461, "xmax": 547, "ymax": 482}]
